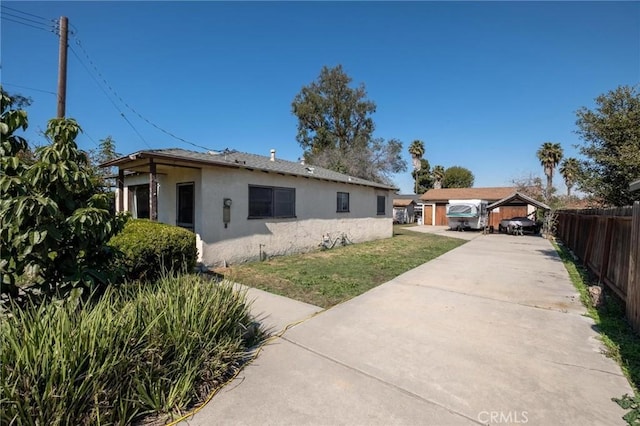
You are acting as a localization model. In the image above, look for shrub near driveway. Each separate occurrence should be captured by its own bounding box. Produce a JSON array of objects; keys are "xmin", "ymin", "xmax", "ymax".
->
[
  {"xmin": 0, "ymin": 275, "xmax": 263, "ymax": 425},
  {"xmin": 220, "ymin": 226, "xmax": 465, "ymax": 308}
]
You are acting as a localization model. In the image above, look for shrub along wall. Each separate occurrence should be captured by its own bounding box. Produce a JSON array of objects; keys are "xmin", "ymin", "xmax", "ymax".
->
[{"xmin": 109, "ymin": 219, "xmax": 198, "ymax": 282}]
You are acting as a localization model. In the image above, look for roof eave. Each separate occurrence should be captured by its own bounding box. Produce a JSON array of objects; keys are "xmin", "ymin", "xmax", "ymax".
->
[{"xmin": 102, "ymin": 150, "xmax": 395, "ymax": 191}]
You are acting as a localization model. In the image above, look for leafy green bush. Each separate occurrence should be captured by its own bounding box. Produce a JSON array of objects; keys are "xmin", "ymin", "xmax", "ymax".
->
[
  {"xmin": 0, "ymin": 275, "xmax": 263, "ymax": 425},
  {"xmin": 1, "ymin": 89, "xmax": 126, "ymax": 301},
  {"xmin": 109, "ymin": 219, "xmax": 198, "ymax": 282}
]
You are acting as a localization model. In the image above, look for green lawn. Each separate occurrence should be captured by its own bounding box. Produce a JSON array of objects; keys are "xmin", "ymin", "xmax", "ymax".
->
[{"xmin": 218, "ymin": 226, "xmax": 465, "ymax": 308}]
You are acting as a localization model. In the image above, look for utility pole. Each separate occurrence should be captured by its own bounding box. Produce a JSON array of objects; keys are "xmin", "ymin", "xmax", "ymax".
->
[{"xmin": 57, "ymin": 16, "xmax": 68, "ymax": 118}]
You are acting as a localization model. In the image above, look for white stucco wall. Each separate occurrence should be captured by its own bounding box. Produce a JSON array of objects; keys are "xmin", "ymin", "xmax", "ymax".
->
[{"xmin": 122, "ymin": 165, "xmax": 393, "ymax": 266}]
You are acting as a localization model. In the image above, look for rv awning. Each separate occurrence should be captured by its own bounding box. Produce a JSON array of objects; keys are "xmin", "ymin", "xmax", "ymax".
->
[{"xmin": 488, "ymin": 192, "xmax": 550, "ymax": 211}]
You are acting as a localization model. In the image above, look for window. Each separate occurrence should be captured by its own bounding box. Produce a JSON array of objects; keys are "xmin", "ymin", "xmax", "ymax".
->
[
  {"xmin": 377, "ymin": 195, "xmax": 386, "ymax": 215},
  {"xmin": 177, "ymin": 182, "xmax": 194, "ymax": 230},
  {"xmin": 249, "ymin": 185, "xmax": 295, "ymax": 218},
  {"xmin": 448, "ymin": 204, "xmax": 475, "ymax": 216},
  {"xmin": 128, "ymin": 184, "xmax": 149, "ymax": 219},
  {"xmin": 337, "ymin": 192, "xmax": 350, "ymax": 212}
]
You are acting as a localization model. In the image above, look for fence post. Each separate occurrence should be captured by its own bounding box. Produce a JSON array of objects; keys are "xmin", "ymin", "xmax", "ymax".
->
[
  {"xmin": 584, "ymin": 216, "xmax": 595, "ymax": 266},
  {"xmin": 600, "ymin": 217, "xmax": 614, "ymax": 284},
  {"xmin": 627, "ymin": 201, "xmax": 640, "ymax": 334},
  {"xmin": 572, "ymin": 212, "xmax": 579, "ymax": 254}
]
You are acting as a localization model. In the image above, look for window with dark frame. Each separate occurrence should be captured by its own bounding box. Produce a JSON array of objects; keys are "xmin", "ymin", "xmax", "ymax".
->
[
  {"xmin": 337, "ymin": 192, "xmax": 350, "ymax": 212},
  {"xmin": 377, "ymin": 195, "xmax": 386, "ymax": 215},
  {"xmin": 249, "ymin": 185, "xmax": 296, "ymax": 218}
]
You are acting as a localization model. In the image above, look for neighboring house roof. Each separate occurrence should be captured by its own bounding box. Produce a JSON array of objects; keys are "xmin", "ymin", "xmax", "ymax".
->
[
  {"xmin": 420, "ymin": 187, "xmax": 516, "ymax": 202},
  {"xmin": 488, "ymin": 192, "xmax": 550, "ymax": 211},
  {"xmin": 393, "ymin": 194, "xmax": 422, "ymax": 203},
  {"xmin": 393, "ymin": 198, "xmax": 416, "ymax": 207},
  {"xmin": 630, "ymin": 179, "xmax": 640, "ymax": 192},
  {"xmin": 101, "ymin": 148, "xmax": 396, "ymax": 190}
]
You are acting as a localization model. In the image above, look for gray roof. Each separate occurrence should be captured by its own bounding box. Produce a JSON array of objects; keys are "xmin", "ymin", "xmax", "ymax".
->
[{"xmin": 102, "ymin": 148, "xmax": 396, "ymax": 190}]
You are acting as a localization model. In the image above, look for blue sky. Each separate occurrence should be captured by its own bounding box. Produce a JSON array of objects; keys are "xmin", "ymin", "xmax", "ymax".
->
[{"xmin": 2, "ymin": 1, "xmax": 639, "ymax": 194}]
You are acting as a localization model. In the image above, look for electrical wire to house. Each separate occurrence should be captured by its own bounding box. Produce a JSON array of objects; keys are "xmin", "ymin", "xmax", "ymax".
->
[
  {"xmin": 3, "ymin": 7, "xmax": 219, "ymax": 154},
  {"xmin": 1, "ymin": 9, "xmax": 104, "ymax": 149},
  {"xmin": 68, "ymin": 30, "xmax": 217, "ymax": 152},
  {"xmin": 67, "ymin": 44, "xmax": 151, "ymax": 149},
  {"xmin": 1, "ymin": 82, "xmax": 57, "ymax": 96}
]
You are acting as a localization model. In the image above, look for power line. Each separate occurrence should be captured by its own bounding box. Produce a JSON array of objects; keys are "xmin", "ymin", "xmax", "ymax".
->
[
  {"xmin": 119, "ymin": 113, "xmax": 151, "ymax": 148},
  {"xmin": 1, "ymin": 16, "xmax": 56, "ymax": 33},
  {"xmin": 81, "ymin": 128, "xmax": 102, "ymax": 148},
  {"xmin": 2, "ymin": 82, "xmax": 56, "ymax": 96},
  {"xmin": 1, "ymin": 11, "xmax": 53, "ymax": 27},
  {"xmin": 69, "ymin": 44, "xmax": 152, "ymax": 149},
  {"xmin": 1, "ymin": 5, "xmax": 53, "ymax": 23},
  {"xmin": 69, "ymin": 33, "xmax": 217, "ymax": 152}
]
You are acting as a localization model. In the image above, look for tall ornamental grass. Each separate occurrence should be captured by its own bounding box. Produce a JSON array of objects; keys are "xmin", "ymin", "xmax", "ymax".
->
[{"xmin": 0, "ymin": 275, "xmax": 262, "ymax": 425}]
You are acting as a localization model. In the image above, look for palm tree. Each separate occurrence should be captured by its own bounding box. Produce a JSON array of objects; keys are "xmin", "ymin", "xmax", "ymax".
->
[
  {"xmin": 408, "ymin": 140, "xmax": 425, "ymax": 193},
  {"xmin": 559, "ymin": 157, "xmax": 580, "ymax": 196},
  {"xmin": 433, "ymin": 165, "xmax": 445, "ymax": 189},
  {"xmin": 536, "ymin": 142, "xmax": 563, "ymax": 201}
]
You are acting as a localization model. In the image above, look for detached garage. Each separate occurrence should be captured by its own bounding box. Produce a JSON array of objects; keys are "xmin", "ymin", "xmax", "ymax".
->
[
  {"xmin": 420, "ymin": 187, "xmax": 548, "ymax": 228},
  {"xmin": 421, "ymin": 187, "xmax": 517, "ymax": 227}
]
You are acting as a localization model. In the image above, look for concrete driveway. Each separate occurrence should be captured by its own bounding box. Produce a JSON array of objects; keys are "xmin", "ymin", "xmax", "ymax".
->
[{"xmin": 184, "ymin": 233, "xmax": 632, "ymax": 425}]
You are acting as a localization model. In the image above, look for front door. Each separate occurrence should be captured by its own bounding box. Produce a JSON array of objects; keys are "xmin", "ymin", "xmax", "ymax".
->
[{"xmin": 177, "ymin": 182, "xmax": 194, "ymax": 231}]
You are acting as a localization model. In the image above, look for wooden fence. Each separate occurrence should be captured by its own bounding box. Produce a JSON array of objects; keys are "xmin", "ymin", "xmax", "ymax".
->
[{"xmin": 556, "ymin": 202, "xmax": 640, "ymax": 334}]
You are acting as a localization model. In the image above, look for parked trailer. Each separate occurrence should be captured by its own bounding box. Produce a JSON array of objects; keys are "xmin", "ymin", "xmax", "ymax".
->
[{"xmin": 446, "ymin": 199, "xmax": 489, "ymax": 230}]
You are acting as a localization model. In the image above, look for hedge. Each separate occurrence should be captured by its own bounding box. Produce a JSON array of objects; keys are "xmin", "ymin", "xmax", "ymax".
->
[{"xmin": 109, "ymin": 219, "xmax": 197, "ymax": 281}]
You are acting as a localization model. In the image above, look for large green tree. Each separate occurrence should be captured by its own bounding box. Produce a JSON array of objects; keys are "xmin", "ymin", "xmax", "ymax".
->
[
  {"xmin": 536, "ymin": 142, "xmax": 563, "ymax": 202},
  {"xmin": 559, "ymin": 157, "xmax": 580, "ymax": 197},
  {"xmin": 0, "ymin": 88, "xmax": 126, "ymax": 301},
  {"xmin": 443, "ymin": 166, "xmax": 474, "ymax": 188},
  {"xmin": 575, "ymin": 85, "xmax": 640, "ymax": 206},
  {"xmin": 291, "ymin": 65, "xmax": 406, "ymax": 183}
]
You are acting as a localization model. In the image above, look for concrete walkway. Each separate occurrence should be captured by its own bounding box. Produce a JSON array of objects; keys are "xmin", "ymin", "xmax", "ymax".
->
[
  {"xmin": 405, "ymin": 224, "xmax": 486, "ymax": 241},
  {"xmin": 183, "ymin": 233, "xmax": 633, "ymax": 425}
]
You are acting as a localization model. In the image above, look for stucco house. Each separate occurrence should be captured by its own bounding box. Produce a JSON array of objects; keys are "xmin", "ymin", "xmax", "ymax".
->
[{"xmin": 102, "ymin": 148, "xmax": 396, "ymax": 267}]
